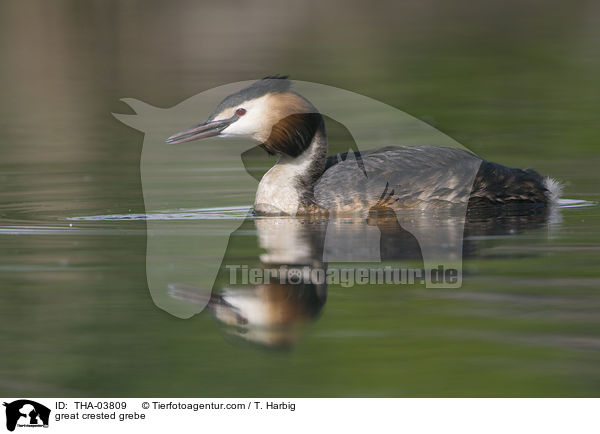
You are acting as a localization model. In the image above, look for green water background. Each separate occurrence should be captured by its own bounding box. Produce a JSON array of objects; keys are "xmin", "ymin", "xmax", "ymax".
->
[{"xmin": 0, "ymin": 0, "xmax": 599, "ymax": 396}]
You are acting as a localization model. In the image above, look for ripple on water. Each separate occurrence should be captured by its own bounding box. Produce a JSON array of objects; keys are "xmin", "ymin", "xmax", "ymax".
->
[
  {"xmin": 62, "ymin": 199, "xmax": 595, "ymax": 222},
  {"xmin": 65, "ymin": 205, "xmax": 254, "ymax": 221}
]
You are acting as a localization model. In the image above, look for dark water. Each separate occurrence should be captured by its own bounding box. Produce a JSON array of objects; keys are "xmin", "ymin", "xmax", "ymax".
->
[{"xmin": 1, "ymin": 0, "xmax": 599, "ymax": 397}]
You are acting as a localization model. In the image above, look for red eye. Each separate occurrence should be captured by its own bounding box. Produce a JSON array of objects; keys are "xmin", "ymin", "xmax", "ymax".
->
[{"xmin": 235, "ymin": 108, "xmax": 246, "ymax": 116}]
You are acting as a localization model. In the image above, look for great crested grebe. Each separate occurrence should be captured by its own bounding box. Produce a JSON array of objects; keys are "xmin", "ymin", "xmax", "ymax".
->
[{"xmin": 166, "ymin": 76, "xmax": 560, "ymax": 215}]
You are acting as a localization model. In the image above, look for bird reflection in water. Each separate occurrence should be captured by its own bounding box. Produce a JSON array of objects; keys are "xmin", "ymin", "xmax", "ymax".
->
[
  {"xmin": 207, "ymin": 217, "xmax": 329, "ymax": 349},
  {"xmin": 168, "ymin": 199, "xmax": 556, "ymax": 350}
]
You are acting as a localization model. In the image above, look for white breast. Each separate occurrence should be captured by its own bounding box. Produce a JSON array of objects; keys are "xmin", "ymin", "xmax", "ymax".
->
[
  {"xmin": 254, "ymin": 164, "xmax": 302, "ymax": 215},
  {"xmin": 254, "ymin": 139, "xmax": 320, "ymax": 215}
]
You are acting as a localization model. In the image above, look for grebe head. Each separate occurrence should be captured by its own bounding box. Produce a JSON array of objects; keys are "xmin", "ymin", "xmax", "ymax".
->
[{"xmin": 166, "ymin": 76, "xmax": 324, "ymax": 157}]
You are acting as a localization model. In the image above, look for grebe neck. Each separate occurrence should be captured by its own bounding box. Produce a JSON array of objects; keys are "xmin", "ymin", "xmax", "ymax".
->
[{"xmin": 254, "ymin": 123, "xmax": 327, "ymax": 215}]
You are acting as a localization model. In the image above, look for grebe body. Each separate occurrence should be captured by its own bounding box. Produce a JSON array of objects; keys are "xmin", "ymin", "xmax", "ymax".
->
[{"xmin": 167, "ymin": 77, "xmax": 559, "ymax": 215}]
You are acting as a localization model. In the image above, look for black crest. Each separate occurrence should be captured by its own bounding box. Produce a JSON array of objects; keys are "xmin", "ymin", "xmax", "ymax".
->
[
  {"xmin": 210, "ymin": 75, "xmax": 292, "ymax": 118},
  {"xmin": 263, "ymin": 74, "xmax": 289, "ymax": 80}
]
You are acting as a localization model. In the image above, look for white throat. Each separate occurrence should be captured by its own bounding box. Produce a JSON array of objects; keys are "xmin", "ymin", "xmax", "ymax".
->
[{"xmin": 254, "ymin": 130, "xmax": 326, "ymax": 215}]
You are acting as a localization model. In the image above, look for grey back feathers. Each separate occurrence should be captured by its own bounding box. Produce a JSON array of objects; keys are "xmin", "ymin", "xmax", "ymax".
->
[
  {"xmin": 315, "ymin": 145, "xmax": 551, "ymax": 211},
  {"xmin": 314, "ymin": 146, "xmax": 484, "ymax": 210}
]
